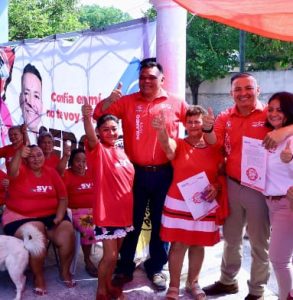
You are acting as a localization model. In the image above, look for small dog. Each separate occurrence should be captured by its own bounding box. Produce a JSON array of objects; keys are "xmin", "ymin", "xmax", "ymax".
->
[{"xmin": 0, "ymin": 223, "xmax": 45, "ymax": 300}]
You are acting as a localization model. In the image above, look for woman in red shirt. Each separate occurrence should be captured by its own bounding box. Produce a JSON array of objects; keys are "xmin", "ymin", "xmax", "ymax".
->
[
  {"xmin": 0, "ymin": 125, "xmax": 27, "ymax": 171},
  {"xmin": 63, "ymin": 148, "xmax": 98, "ymax": 277},
  {"xmin": 1, "ymin": 145, "xmax": 75, "ymax": 295},
  {"xmin": 82, "ymin": 103, "xmax": 134, "ymax": 300},
  {"xmin": 37, "ymin": 131, "xmax": 71, "ymax": 175}
]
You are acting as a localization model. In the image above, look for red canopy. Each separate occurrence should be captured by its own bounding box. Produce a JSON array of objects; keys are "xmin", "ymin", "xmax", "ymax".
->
[{"xmin": 173, "ymin": 0, "xmax": 293, "ymax": 41}]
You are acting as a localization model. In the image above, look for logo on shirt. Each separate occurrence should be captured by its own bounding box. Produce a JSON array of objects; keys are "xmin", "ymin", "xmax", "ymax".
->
[
  {"xmin": 251, "ymin": 121, "xmax": 265, "ymax": 127},
  {"xmin": 77, "ymin": 183, "xmax": 93, "ymax": 190},
  {"xmin": 135, "ymin": 105, "xmax": 144, "ymax": 113},
  {"xmin": 115, "ymin": 159, "xmax": 129, "ymax": 168},
  {"xmin": 32, "ymin": 185, "xmax": 53, "ymax": 193},
  {"xmin": 135, "ymin": 114, "xmax": 143, "ymax": 140}
]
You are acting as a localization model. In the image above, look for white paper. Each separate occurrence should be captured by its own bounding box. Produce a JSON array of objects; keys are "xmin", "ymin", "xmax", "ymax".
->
[
  {"xmin": 241, "ymin": 136, "xmax": 267, "ymax": 192},
  {"xmin": 177, "ymin": 171, "xmax": 219, "ymax": 220}
]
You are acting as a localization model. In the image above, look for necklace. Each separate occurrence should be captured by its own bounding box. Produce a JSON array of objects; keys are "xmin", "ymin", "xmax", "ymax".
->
[{"xmin": 184, "ymin": 138, "xmax": 207, "ymax": 153}]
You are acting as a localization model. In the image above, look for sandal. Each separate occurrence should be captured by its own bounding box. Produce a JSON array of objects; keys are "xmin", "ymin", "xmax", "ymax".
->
[
  {"xmin": 33, "ymin": 287, "xmax": 47, "ymax": 296},
  {"xmin": 166, "ymin": 286, "xmax": 179, "ymax": 300},
  {"xmin": 185, "ymin": 282, "xmax": 206, "ymax": 300},
  {"xmin": 58, "ymin": 277, "xmax": 77, "ymax": 288}
]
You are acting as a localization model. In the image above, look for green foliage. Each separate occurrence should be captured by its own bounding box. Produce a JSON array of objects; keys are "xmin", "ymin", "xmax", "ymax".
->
[
  {"xmin": 186, "ymin": 15, "xmax": 239, "ymax": 103},
  {"xmin": 245, "ymin": 34, "xmax": 293, "ymax": 71},
  {"xmin": 8, "ymin": 0, "xmax": 86, "ymax": 40},
  {"xmin": 144, "ymin": 7, "xmax": 156, "ymax": 21},
  {"xmin": 78, "ymin": 5, "xmax": 131, "ymax": 29}
]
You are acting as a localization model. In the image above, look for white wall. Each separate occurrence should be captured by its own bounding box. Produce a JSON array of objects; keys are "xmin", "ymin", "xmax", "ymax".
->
[{"xmin": 195, "ymin": 70, "xmax": 293, "ymax": 116}]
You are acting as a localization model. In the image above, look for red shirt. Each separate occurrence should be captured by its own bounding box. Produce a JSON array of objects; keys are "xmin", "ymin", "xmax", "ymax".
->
[
  {"xmin": 6, "ymin": 165, "xmax": 67, "ymax": 217},
  {"xmin": 214, "ymin": 101, "xmax": 269, "ymax": 181},
  {"xmin": 44, "ymin": 153, "xmax": 60, "ymax": 169},
  {"xmin": 168, "ymin": 139, "xmax": 223, "ymax": 199},
  {"xmin": 93, "ymin": 90, "xmax": 187, "ymax": 165},
  {"xmin": 0, "ymin": 169, "xmax": 7, "ymax": 206},
  {"xmin": 0, "ymin": 144, "xmax": 22, "ymax": 171},
  {"xmin": 63, "ymin": 168, "xmax": 94, "ymax": 209},
  {"xmin": 89, "ymin": 142, "xmax": 134, "ymax": 227}
]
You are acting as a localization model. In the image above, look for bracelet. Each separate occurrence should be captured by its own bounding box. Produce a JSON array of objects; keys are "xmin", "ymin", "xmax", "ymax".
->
[{"xmin": 202, "ymin": 126, "xmax": 214, "ymax": 133}]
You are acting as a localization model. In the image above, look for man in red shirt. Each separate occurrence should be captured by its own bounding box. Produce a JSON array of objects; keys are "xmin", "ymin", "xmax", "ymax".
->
[
  {"xmin": 203, "ymin": 73, "xmax": 293, "ymax": 300},
  {"xmin": 93, "ymin": 58, "xmax": 187, "ymax": 290}
]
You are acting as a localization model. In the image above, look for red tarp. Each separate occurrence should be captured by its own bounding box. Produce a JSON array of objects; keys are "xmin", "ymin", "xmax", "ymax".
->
[{"xmin": 173, "ymin": 0, "xmax": 293, "ymax": 41}]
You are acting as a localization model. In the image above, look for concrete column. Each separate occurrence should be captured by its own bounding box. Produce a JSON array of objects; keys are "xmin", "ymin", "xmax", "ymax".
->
[
  {"xmin": 150, "ymin": 0, "xmax": 187, "ymax": 100},
  {"xmin": 0, "ymin": 0, "xmax": 9, "ymax": 43}
]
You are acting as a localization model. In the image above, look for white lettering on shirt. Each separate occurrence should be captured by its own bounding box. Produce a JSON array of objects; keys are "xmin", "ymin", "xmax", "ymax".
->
[
  {"xmin": 32, "ymin": 185, "xmax": 53, "ymax": 192},
  {"xmin": 77, "ymin": 183, "xmax": 93, "ymax": 190}
]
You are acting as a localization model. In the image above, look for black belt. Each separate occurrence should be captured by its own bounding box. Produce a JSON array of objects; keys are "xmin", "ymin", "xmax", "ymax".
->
[
  {"xmin": 266, "ymin": 195, "xmax": 285, "ymax": 201},
  {"xmin": 134, "ymin": 163, "xmax": 171, "ymax": 172},
  {"xmin": 228, "ymin": 176, "xmax": 241, "ymax": 185}
]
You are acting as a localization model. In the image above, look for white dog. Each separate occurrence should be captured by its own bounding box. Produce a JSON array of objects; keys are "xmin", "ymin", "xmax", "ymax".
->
[{"xmin": 0, "ymin": 223, "xmax": 45, "ymax": 300}]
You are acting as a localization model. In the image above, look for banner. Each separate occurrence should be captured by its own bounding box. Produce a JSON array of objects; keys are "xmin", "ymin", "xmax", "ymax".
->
[{"xmin": 0, "ymin": 20, "xmax": 156, "ymax": 161}]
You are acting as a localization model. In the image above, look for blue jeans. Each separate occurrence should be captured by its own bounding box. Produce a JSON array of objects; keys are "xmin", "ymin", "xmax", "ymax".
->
[{"xmin": 117, "ymin": 164, "xmax": 173, "ymax": 278}]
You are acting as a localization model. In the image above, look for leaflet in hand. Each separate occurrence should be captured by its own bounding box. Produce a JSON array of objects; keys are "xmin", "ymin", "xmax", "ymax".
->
[
  {"xmin": 241, "ymin": 136, "xmax": 267, "ymax": 192},
  {"xmin": 177, "ymin": 171, "xmax": 219, "ymax": 220}
]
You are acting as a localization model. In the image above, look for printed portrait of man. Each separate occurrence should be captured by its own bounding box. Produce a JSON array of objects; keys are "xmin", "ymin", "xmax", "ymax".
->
[{"xmin": 19, "ymin": 63, "xmax": 43, "ymax": 133}]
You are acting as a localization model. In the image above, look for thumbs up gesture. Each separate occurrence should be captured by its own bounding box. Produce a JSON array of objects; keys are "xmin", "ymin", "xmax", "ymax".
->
[
  {"xmin": 81, "ymin": 98, "xmax": 93, "ymax": 119},
  {"xmin": 202, "ymin": 107, "xmax": 215, "ymax": 133},
  {"xmin": 152, "ymin": 110, "xmax": 166, "ymax": 132},
  {"xmin": 108, "ymin": 82, "xmax": 123, "ymax": 103},
  {"xmin": 280, "ymin": 139, "xmax": 293, "ymax": 163}
]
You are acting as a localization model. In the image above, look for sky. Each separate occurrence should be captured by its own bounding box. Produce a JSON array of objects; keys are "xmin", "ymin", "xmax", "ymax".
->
[{"xmin": 79, "ymin": 0, "xmax": 152, "ymax": 18}]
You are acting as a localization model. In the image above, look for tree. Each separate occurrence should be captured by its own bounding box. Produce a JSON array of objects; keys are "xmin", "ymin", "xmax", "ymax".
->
[
  {"xmin": 245, "ymin": 35, "xmax": 293, "ymax": 71},
  {"xmin": 186, "ymin": 15, "xmax": 239, "ymax": 104},
  {"xmin": 78, "ymin": 5, "xmax": 131, "ymax": 29},
  {"xmin": 8, "ymin": 0, "xmax": 86, "ymax": 41},
  {"xmin": 8, "ymin": 1, "xmax": 132, "ymax": 41}
]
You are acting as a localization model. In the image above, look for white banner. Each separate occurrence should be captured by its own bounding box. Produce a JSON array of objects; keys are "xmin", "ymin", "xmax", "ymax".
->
[{"xmin": 0, "ymin": 20, "xmax": 156, "ymax": 159}]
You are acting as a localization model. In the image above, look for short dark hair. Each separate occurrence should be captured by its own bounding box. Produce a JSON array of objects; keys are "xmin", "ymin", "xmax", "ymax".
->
[
  {"xmin": 68, "ymin": 148, "xmax": 85, "ymax": 167},
  {"xmin": 139, "ymin": 58, "xmax": 163, "ymax": 73},
  {"xmin": 230, "ymin": 72, "xmax": 255, "ymax": 85},
  {"xmin": 37, "ymin": 131, "xmax": 54, "ymax": 146},
  {"xmin": 8, "ymin": 125, "xmax": 22, "ymax": 134},
  {"xmin": 266, "ymin": 92, "xmax": 293, "ymax": 128},
  {"xmin": 186, "ymin": 105, "xmax": 207, "ymax": 118},
  {"xmin": 22, "ymin": 63, "xmax": 42, "ymax": 84},
  {"xmin": 96, "ymin": 114, "xmax": 119, "ymax": 129}
]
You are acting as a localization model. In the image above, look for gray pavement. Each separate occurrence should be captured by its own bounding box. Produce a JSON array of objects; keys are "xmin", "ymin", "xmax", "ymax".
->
[{"xmin": 0, "ymin": 239, "xmax": 278, "ymax": 300}]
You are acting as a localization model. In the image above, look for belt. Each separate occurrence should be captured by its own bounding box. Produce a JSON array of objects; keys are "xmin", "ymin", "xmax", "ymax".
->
[
  {"xmin": 134, "ymin": 163, "xmax": 171, "ymax": 172},
  {"xmin": 266, "ymin": 195, "xmax": 285, "ymax": 201},
  {"xmin": 228, "ymin": 176, "xmax": 241, "ymax": 185}
]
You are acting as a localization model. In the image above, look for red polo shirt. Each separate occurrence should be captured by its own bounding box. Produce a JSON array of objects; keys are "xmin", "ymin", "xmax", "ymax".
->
[
  {"xmin": 214, "ymin": 101, "xmax": 269, "ymax": 181},
  {"xmin": 93, "ymin": 90, "xmax": 187, "ymax": 166}
]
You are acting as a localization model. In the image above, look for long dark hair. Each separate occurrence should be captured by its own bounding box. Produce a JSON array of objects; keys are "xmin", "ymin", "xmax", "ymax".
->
[{"xmin": 266, "ymin": 92, "xmax": 293, "ymax": 128}]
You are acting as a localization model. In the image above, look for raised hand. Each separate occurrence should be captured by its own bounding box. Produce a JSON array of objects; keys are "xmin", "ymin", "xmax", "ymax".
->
[
  {"xmin": 280, "ymin": 139, "xmax": 293, "ymax": 163},
  {"xmin": 21, "ymin": 146, "xmax": 31, "ymax": 158},
  {"xmin": 202, "ymin": 107, "xmax": 215, "ymax": 132},
  {"xmin": 108, "ymin": 82, "xmax": 123, "ymax": 103},
  {"xmin": 152, "ymin": 110, "xmax": 166, "ymax": 131},
  {"xmin": 81, "ymin": 98, "xmax": 93, "ymax": 118}
]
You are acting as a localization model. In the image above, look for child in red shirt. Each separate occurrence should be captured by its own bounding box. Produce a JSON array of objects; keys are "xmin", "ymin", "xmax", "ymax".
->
[{"xmin": 82, "ymin": 102, "xmax": 134, "ymax": 300}]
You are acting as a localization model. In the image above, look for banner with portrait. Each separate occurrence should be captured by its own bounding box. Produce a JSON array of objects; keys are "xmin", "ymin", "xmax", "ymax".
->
[{"xmin": 0, "ymin": 20, "xmax": 156, "ymax": 160}]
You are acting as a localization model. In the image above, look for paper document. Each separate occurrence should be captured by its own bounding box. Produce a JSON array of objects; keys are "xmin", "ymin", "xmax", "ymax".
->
[
  {"xmin": 177, "ymin": 171, "xmax": 219, "ymax": 220},
  {"xmin": 241, "ymin": 136, "xmax": 267, "ymax": 192}
]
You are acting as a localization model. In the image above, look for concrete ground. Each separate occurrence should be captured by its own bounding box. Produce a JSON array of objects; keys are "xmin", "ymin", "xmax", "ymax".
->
[{"xmin": 0, "ymin": 238, "xmax": 278, "ymax": 300}]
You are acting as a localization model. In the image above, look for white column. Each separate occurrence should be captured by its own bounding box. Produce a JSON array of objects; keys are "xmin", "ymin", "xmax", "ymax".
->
[
  {"xmin": 150, "ymin": 0, "xmax": 187, "ymax": 100},
  {"xmin": 0, "ymin": 0, "xmax": 9, "ymax": 43}
]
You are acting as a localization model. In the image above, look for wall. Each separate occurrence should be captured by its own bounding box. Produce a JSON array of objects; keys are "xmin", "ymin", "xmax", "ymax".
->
[{"xmin": 191, "ymin": 70, "xmax": 293, "ymax": 116}]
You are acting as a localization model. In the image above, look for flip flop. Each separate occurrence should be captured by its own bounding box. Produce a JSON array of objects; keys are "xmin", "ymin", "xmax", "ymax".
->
[
  {"xmin": 33, "ymin": 287, "xmax": 47, "ymax": 296},
  {"xmin": 57, "ymin": 277, "xmax": 77, "ymax": 288}
]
